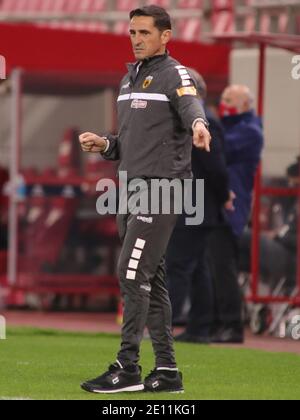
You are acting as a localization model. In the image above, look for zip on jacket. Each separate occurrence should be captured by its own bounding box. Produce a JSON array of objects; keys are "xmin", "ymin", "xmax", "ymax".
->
[{"xmin": 102, "ymin": 52, "xmax": 207, "ymax": 180}]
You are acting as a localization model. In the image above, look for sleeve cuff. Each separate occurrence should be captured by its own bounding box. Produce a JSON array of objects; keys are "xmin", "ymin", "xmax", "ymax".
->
[
  {"xmin": 192, "ymin": 118, "xmax": 209, "ymax": 130},
  {"xmin": 102, "ymin": 138, "xmax": 110, "ymax": 154}
]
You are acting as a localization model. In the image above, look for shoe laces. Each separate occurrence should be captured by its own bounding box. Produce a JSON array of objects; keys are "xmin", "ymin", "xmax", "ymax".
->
[
  {"xmin": 145, "ymin": 368, "xmax": 179, "ymax": 382},
  {"xmin": 107, "ymin": 363, "xmax": 141, "ymax": 375},
  {"xmin": 108, "ymin": 363, "xmax": 120, "ymax": 373},
  {"xmin": 145, "ymin": 369, "xmax": 159, "ymax": 382},
  {"xmin": 96, "ymin": 363, "xmax": 120, "ymax": 380}
]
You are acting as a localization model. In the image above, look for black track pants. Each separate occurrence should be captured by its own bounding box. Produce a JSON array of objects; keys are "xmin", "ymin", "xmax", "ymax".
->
[{"xmin": 116, "ymin": 183, "xmax": 179, "ymax": 368}]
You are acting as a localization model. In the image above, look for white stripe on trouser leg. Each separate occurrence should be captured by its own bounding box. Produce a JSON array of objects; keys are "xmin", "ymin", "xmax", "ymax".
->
[
  {"xmin": 131, "ymin": 249, "xmax": 142, "ymax": 260},
  {"xmin": 126, "ymin": 244, "xmax": 144, "ymax": 279},
  {"xmin": 128, "ymin": 259, "xmax": 139, "ymax": 270},
  {"xmin": 126, "ymin": 270, "xmax": 136, "ymax": 280},
  {"xmin": 135, "ymin": 238, "xmax": 146, "ymax": 250}
]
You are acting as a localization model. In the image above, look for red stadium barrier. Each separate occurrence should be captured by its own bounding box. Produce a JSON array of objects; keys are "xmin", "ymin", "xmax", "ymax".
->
[
  {"xmin": 0, "ymin": 23, "xmax": 230, "ymax": 80},
  {"xmin": 57, "ymin": 128, "xmax": 80, "ymax": 178},
  {"xmin": 0, "ymin": 251, "xmax": 7, "ymax": 276}
]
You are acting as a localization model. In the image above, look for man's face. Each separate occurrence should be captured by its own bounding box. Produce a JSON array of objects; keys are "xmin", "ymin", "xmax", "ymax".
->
[
  {"xmin": 129, "ymin": 16, "xmax": 170, "ymax": 61},
  {"xmin": 221, "ymin": 88, "xmax": 243, "ymax": 112},
  {"xmin": 220, "ymin": 86, "xmax": 252, "ymax": 116}
]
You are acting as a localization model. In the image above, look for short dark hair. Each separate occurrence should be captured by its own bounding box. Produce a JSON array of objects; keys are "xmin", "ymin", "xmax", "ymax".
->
[{"xmin": 129, "ymin": 5, "xmax": 172, "ymax": 32}]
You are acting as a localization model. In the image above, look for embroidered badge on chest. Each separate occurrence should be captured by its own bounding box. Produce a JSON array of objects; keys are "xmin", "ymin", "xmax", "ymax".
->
[
  {"xmin": 143, "ymin": 76, "xmax": 153, "ymax": 89},
  {"xmin": 131, "ymin": 99, "xmax": 148, "ymax": 109}
]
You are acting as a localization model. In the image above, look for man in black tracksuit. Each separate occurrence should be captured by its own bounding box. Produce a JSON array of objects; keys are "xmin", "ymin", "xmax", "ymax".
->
[
  {"xmin": 166, "ymin": 72, "xmax": 231, "ymax": 342},
  {"xmin": 79, "ymin": 6, "xmax": 210, "ymax": 394}
]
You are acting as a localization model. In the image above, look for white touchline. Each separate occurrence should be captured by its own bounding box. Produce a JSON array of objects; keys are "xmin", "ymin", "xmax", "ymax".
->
[{"xmin": 0, "ymin": 397, "xmax": 33, "ymax": 400}]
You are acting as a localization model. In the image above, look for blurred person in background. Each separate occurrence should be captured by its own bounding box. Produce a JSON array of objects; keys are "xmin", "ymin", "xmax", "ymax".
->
[
  {"xmin": 210, "ymin": 85, "xmax": 264, "ymax": 344},
  {"xmin": 240, "ymin": 157, "xmax": 299, "ymax": 295},
  {"xmin": 278, "ymin": 158, "xmax": 299, "ymax": 292},
  {"xmin": 79, "ymin": 5, "xmax": 211, "ymax": 394},
  {"xmin": 166, "ymin": 70, "xmax": 232, "ymax": 343}
]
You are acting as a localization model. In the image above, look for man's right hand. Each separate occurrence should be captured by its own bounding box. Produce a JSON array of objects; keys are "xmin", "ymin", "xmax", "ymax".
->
[
  {"xmin": 193, "ymin": 121, "xmax": 211, "ymax": 152},
  {"xmin": 79, "ymin": 132, "xmax": 108, "ymax": 153}
]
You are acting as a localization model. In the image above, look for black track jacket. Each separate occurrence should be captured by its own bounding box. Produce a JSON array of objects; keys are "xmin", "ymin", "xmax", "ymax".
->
[{"xmin": 102, "ymin": 52, "xmax": 207, "ymax": 180}]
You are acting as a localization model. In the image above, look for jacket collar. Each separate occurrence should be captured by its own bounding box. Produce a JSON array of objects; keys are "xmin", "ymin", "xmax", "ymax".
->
[{"xmin": 126, "ymin": 51, "xmax": 169, "ymax": 72}]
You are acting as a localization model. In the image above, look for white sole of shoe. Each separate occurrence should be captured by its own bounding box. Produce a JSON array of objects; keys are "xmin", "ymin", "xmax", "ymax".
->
[
  {"xmin": 91, "ymin": 384, "xmax": 145, "ymax": 394},
  {"xmin": 144, "ymin": 388, "xmax": 185, "ymax": 394}
]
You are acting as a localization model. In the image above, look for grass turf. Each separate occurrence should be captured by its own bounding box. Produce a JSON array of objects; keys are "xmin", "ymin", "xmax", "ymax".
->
[{"xmin": 0, "ymin": 327, "xmax": 299, "ymax": 400}]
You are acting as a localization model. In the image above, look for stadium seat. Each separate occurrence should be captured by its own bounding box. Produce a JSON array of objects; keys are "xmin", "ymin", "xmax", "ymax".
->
[
  {"xmin": 176, "ymin": 0, "xmax": 203, "ymax": 42},
  {"xmin": 19, "ymin": 191, "xmax": 78, "ymax": 272},
  {"xmin": 0, "ymin": 0, "xmax": 109, "ymax": 32},
  {"xmin": 212, "ymin": 0, "xmax": 234, "ymax": 35},
  {"xmin": 0, "ymin": 0, "xmax": 219, "ymax": 39},
  {"xmin": 0, "ymin": 252, "xmax": 7, "ymax": 277},
  {"xmin": 243, "ymin": 0, "xmax": 255, "ymax": 33},
  {"xmin": 61, "ymin": 0, "xmax": 108, "ymax": 32},
  {"xmin": 0, "ymin": 0, "xmax": 108, "ymax": 13},
  {"xmin": 113, "ymin": 0, "xmax": 138, "ymax": 35},
  {"xmin": 144, "ymin": 0, "xmax": 171, "ymax": 7},
  {"xmin": 57, "ymin": 128, "xmax": 80, "ymax": 177},
  {"xmin": 115, "ymin": 0, "xmax": 138, "ymax": 12}
]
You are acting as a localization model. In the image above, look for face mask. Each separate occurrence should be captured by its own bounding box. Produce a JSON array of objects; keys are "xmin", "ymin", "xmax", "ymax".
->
[{"xmin": 219, "ymin": 102, "xmax": 239, "ymax": 118}]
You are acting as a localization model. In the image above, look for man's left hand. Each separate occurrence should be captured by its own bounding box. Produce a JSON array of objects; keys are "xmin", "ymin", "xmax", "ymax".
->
[
  {"xmin": 224, "ymin": 191, "xmax": 236, "ymax": 212},
  {"xmin": 193, "ymin": 122, "xmax": 211, "ymax": 152}
]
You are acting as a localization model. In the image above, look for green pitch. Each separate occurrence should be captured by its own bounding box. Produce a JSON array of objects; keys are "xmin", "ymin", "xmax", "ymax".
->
[{"xmin": 0, "ymin": 328, "xmax": 299, "ymax": 400}]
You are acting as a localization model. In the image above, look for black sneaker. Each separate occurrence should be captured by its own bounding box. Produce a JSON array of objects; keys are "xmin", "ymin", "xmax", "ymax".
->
[
  {"xmin": 144, "ymin": 368, "xmax": 184, "ymax": 393},
  {"xmin": 211, "ymin": 327, "xmax": 244, "ymax": 344},
  {"xmin": 175, "ymin": 332, "xmax": 211, "ymax": 344},
  {"xmin": 81, "ymin": 362, "xmax": 144, "ymax": 394}
]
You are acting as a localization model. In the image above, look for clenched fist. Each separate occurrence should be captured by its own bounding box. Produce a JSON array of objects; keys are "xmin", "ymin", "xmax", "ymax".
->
[{"xmin": 79, "ymin": 132, "xmax": 108, "ymax": 153}]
